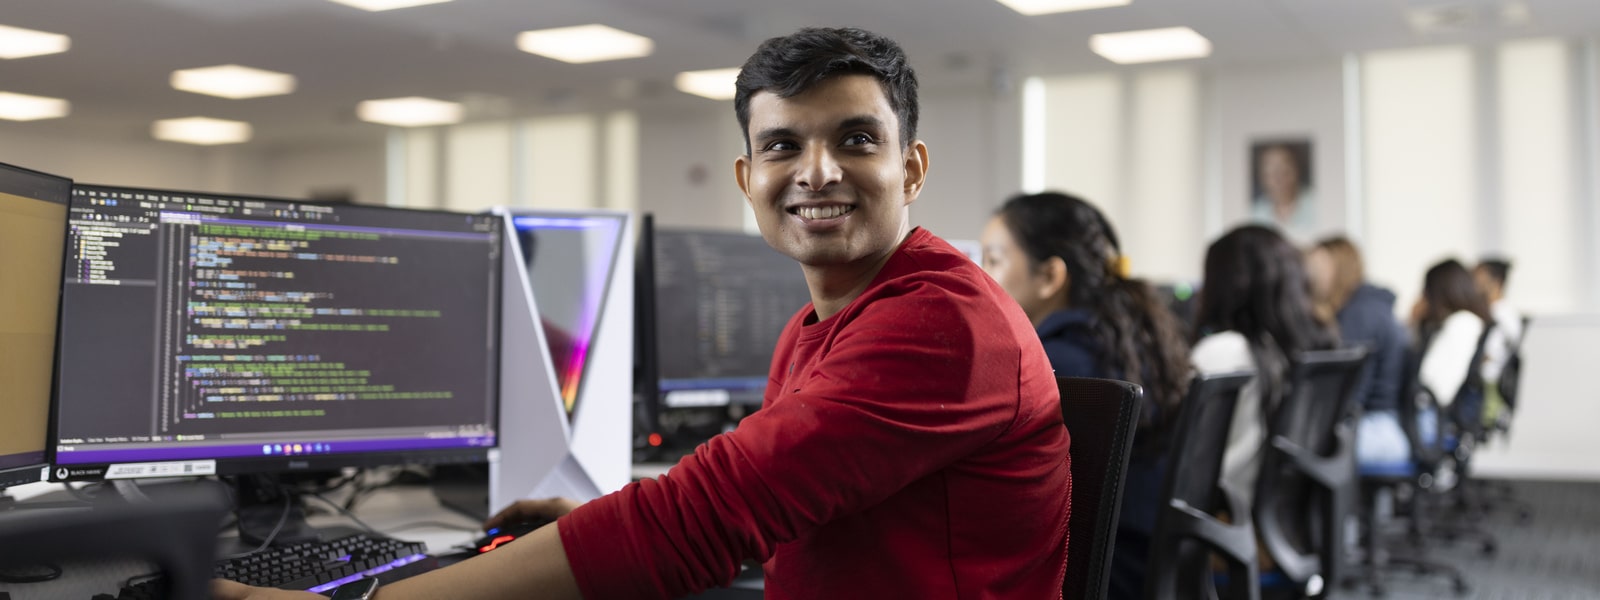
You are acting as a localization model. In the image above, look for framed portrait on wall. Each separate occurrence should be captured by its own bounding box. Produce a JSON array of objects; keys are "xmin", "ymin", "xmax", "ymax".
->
[{"xmin": 1248, "ymin": 138, "xmax": 1314, "ymax": 239}]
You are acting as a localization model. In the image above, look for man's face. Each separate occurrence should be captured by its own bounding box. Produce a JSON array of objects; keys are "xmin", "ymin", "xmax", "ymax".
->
[
  {"xmin": 736, "ymin": 74, "xmax": 927, "ymax": 268},
  {"xmin": 1473, "ymin": 267, "xmax": 1501, "ymax": 302}
]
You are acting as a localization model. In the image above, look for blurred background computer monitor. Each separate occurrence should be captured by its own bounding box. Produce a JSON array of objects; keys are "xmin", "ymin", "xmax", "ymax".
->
[{"xmin": 633, "ymin": 215, "xmax": 812, "ymax": 459}]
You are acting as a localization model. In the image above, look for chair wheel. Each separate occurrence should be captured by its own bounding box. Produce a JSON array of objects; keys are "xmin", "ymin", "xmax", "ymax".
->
[{"xmin": 1482, "ymin": 540, "xmax": 1497, "ymax": 556}]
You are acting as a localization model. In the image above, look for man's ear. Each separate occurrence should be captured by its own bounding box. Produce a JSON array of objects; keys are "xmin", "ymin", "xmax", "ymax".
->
[
  {"xmin": 1037, "ymin": 256, "xmax": 1070, "ymax": 302},
  {"xmin": 902, "ymin": 140, "xmax": 929, "ymax": 205},
  {"xmin": 734, "ymin": 154, "xmax": 754, "ymax": 209}
]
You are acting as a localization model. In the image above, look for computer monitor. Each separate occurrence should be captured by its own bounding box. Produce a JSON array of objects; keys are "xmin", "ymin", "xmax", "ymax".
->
[
  {"xmin": 634, "ymin": 217, "xmax": 812, "ymax": 453},
  {"xmin": 0, "ymin": 162, "xmax": 71, "ymax": 490},
  {"xmin": 51, "ymin": 185, "xmax": 502, "ymax": 482}
]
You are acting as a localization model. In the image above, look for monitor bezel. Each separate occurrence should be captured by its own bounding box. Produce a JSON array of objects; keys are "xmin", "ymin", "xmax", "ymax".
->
[{"xmin": 49, "ymin": 184, "xmax": 503, "ymax": 482}]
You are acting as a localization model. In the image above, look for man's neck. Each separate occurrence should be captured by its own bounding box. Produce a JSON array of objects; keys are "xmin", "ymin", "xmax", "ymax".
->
[{"xmin": 804, "ymin": 229, "xmax": 913, "ymax": 321}]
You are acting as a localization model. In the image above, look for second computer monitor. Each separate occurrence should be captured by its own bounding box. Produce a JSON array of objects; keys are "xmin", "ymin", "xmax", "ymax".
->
[
  {"xmin": 636, "ymin": 221, "xmax": 812, "ymax": 451},
  {"xmin": 52, "ymin": 185, "xmax": 502, "ymax": 480},
  {"xmin": 0, "ymin": 162, "xmax": 71, "ymax": 489}
]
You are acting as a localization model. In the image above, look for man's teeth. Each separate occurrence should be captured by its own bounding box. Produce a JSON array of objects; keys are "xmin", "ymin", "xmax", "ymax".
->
[{"xmin": 796, "ymin": 205, "xmax": 854, "ymax": 219}]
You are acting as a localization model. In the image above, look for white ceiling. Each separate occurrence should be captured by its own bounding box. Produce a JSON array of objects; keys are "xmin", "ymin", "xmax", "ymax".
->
[{"xmin": 1, "ymin": 0, "xmax": 1595, "ymax": 147}]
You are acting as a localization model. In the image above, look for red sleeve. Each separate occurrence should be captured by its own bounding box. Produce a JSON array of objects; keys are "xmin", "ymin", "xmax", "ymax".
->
[{"xmin": 558, "ymin": 274, "xmax": 1023, "ymax": 599}]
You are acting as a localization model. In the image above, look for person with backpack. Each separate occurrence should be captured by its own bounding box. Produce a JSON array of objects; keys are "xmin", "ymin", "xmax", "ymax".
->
[
  {"xmin": 1474, "ymin": 259, "xmax": 1524, "ymax": 419},
  {"xmin": 1410, "ymin": 259, "xmax": 1497, "ymax": 431}
]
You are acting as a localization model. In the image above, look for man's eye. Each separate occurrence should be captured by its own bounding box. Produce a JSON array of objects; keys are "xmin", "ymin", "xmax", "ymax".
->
[
  {"xmin": 765, "ymin": 141, "xmax": 799, "ymax": 152},
  {"xmin": 843, "ymin": 133, "xmax": 875, "ymax": 146}
]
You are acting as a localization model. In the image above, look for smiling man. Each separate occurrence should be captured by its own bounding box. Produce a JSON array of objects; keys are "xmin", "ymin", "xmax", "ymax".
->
[{"xmin": 215, "ymin": 27, "xmax": 1070, "ymax": 600}]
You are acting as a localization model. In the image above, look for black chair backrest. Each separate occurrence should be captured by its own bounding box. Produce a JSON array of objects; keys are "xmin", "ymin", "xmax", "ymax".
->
[
  {"xmin": 1058, "ymin": 376, "xmax": 1145, "ymax": 600},
  {"xmin": 1146, "ymin": 371, "xmax": 1258, "ymax": 600},
  {"xmin": 1254, "ymin": 347, "xmax": 1368, "ymax": 597},
  {"xmin": 0, "ymin": 488, "xmax": 226, "ymax": 600},
  {"xmin": 1497, "ymin": 315, "xmax": 1531, "ymax": 410}
]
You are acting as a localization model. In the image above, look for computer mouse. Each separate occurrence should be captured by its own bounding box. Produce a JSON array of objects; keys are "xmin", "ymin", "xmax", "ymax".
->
[{"xmin": 472, "ymin": 517, "xmax": 554, "ymax": 554}]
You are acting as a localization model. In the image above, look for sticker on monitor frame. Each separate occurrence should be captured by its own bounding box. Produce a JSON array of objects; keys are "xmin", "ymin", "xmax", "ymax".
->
[{"xmin": 104, "ymin": 460, "xmax": 217, "ymax": 479}]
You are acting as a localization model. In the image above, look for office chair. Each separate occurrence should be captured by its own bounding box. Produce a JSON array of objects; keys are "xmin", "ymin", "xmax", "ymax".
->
[
  {"xmin": 0, "ymin": 488, "xmax": 227, "ymax": 600},
  {"xmin": 1353, "ymin": 365, "xmax": 1470, "ymax": 596},
  {"xmin": 1253, "ymin": 347, "xmax": 1368, "ymax": 599},
  {"xmin": 1146, "ymin": 371, "xmax": 1258, "ymax": 600},
  {"xmin": 1057, "ymin": 376, "xmax": 1145, "ymax": 600}
]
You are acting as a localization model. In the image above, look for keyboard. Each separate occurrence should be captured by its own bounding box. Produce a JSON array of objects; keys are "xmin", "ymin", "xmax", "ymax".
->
[{"xmin": 114, "ymin": 533, "xmax": 438, "ymax": 599}]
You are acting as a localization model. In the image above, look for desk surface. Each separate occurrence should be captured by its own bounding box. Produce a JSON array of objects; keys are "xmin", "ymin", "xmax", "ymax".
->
[
  {"xmin": 0, "ymin": 481, "xmax": 479, "ymax": 600},
  {"xmin": 1, "ymin": 476, "xmax": 760, "ymax": 599}
]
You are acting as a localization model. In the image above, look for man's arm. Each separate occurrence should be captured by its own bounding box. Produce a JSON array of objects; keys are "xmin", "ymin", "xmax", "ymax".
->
[
  {"xmin": 557, "ymin": 275, "xmax": 1030, "ymax": 598},
  {"xmin": 213, "ymin": 522, "xmax": 580, "ymax": 600}
]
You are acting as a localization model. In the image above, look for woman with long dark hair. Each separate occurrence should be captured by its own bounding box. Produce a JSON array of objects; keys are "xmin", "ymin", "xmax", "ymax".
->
[
  {"xmin": 981, "ymin": 191, "xmax": 1190, "ymax": 600},
  {"xmin": 1411, "ymin": 259, "xmax": 1493, "ymax": 417},
  {"xmin": 1191, "ymin": 225, "xmax": 1336, "ymax": 507}
]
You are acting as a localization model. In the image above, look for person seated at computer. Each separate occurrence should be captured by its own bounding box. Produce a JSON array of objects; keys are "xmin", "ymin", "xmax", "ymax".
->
[
  {"xmin": 1305, "ymin": 236, "xmax": 1408, "ymax": 462},
  {"xmin": 1410, "ymin": 259, "xmax": 1495, "ymax": 430},
  {"xmin": 1473, "ymin": 258, "xmax": 1521, "ymax": 384},
  {"xmin": 978, "ymin": 190, "xmax": 1189, "ymax": 600},
  {"xmin": 1190, "ymin": 225, "xmax": 1337, "ymax": 510},
  {"xmin": 215, "ymin": 26, "xmax": 1070, "ymax": 600}
]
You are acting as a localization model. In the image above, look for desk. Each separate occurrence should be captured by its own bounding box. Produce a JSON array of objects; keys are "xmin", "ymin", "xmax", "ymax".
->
[
  {"xmin": 0, "ymin": 480, "xmax": 478, "ymax": 600},
  {"xmin": 0, "ymin": 478, "xmax": 761, "ymax": 599}
]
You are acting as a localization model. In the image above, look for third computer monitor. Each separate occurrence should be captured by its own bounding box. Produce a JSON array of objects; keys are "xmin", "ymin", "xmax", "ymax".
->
[
  {"xmin": 51, "ymin": 185, "xmax": 501, "ymax": 480},
  {"xmin": 637, "ymin": 219, "xmax": 812, "ymax": 451},
  {"xmin": 0, "ymin": 162, "xmax": 71, "ymax": 489}
]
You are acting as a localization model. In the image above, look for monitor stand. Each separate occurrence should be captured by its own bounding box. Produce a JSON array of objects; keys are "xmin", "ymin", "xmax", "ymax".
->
[{"xmin": 231, "ymin": 474, "xmax": 320, "ymax": 546}]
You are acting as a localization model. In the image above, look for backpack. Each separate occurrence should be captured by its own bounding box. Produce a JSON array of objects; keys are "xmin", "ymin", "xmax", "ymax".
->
[
  {"xmin": 1496, "ymin": 318, "xmax": 1528, "ymax": 410},
  {"xmin": 1450, "ymin": 325, "xmax": 1494, "ymax": 433}
]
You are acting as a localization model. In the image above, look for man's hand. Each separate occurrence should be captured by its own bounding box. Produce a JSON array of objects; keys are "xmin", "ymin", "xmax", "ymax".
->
[
  {"xmin": 483, "ymin": 497, "xmax": 581, "ymax": 531},
  {"xmin": 211, "ymin": 579, "xmax": 323, "ymax": 600}
]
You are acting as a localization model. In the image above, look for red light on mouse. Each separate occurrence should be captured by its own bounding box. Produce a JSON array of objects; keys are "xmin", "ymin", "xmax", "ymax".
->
[
  {"xmin": 648, "ymin": 433, "xmax": 662, "ymax": 447},
  {"xmin": 480, "ymin": 534, "xmax": 516, "ymax": 553}
]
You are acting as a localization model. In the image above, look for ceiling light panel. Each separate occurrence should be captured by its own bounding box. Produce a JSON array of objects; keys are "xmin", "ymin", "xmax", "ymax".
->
[
  {"xmin": 0, "ymin": 92, "xmax": 70, "ymax": 121},
  {"xmin": 152, "ymin": 117, "xmax": 253, "ymax": 145},
  {"xmin": 517, "ymin": 24, "xmax": 654, "ymax": 64},
  {"xmin": 171, "ymin": 65, "xmax": 296, "ymax": 100},
  {"xmin": 356, "ymin": 97, "xmax": 463, "ymax": 127},
  {"xmin": 0, "ymin": 24, "xmax": 70, "ymax": 60},
  {"xmin": 1089, "ymin": 26, "xmax": 1212, "ymax": 64},
  {"xmin": 674, "ymin": 68, "xmax": 741, "ymax": 101},
  {"xmin": 994, "ymin": 0, "xmax": 1130, "ymax": 16},
  {"xmin": 326, "ymin": 0, "xmax": 453, "ymax": 11}
]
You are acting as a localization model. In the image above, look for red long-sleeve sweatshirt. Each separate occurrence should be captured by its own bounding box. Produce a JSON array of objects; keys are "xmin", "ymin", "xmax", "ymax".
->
[{"xmin": 560, "ymin": 228, "xmax": 1072, "ymax": 599}]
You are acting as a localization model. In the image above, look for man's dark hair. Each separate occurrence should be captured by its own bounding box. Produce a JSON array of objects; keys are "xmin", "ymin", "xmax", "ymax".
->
[
  {"xmin": 1476, "ymin": 258, "xmax": 1512, "ymax": 288},
  {"xmin": 734, "ymin": 27, "xmax": 919, "ymax": 153}
]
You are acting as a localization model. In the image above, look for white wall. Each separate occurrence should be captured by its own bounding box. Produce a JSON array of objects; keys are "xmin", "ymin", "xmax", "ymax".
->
[
  {"xmin": 634, "ymin": 103, "xmax": 748, "ymax": 232},
  {"xmin": 1362, "ymin": 46, "xmax": 1479, "ymax": 312},
  {"xmin": 1030, "ymin": 69, "xmax": 1203, "ymax": 282},
  {"xmin": 1496, "ymin": 39, "xmax": 1581, "ymax": 314},
  {"xmin": 0, "ymin": 128, "xmax": 384, "ymax": 204},
  {"xmin": 909, "ymin": 84, "xmax": 1023, "ymax": 242},
  {"xmin": 1212, "ymin": 60, "xmax": 1348, "ymax": 241},
  {"xmin": 257, "ymin": 141, "xmax": 385, "ymax": 205}
]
